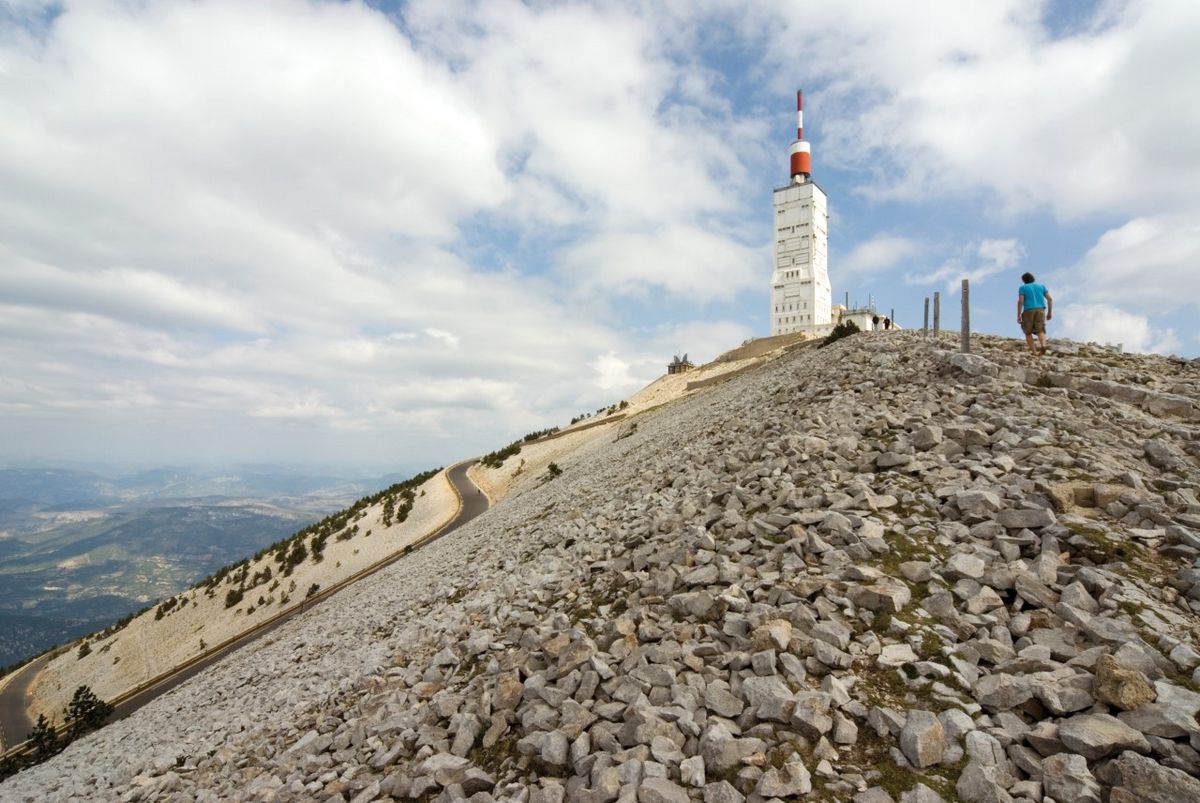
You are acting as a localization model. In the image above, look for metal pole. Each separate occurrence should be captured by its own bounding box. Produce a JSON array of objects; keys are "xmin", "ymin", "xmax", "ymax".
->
[
  {"xmin": 960, "ymin": 279, "xmax": 970, "ymax": 353},
  {"xmin": 933, "ymin": 292, "xmax": 941, "ymax": 335},
  {"xmin": 923, "ymin": 298, "xmax": 929, "ymax": 333},
  {"xmin": 890, "ymin": 307, "xmax": 895, "ymax": 327}
]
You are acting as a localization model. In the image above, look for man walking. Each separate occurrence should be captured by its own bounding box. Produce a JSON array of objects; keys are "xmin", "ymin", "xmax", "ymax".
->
[{"xmin": 1017, "ymin": 272, "xmax": 1052, "ymax": 355}]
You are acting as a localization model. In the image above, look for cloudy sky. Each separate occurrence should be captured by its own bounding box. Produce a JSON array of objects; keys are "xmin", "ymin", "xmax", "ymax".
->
[{"xmin": 1, "ymin": 0, "xmax": 1196, "ymax": 473}]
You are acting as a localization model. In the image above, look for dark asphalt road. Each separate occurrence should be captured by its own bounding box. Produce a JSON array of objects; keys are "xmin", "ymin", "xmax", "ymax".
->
[
  {"xmin": 0, "ymin": 654, "xmax": 52, "ymax": 754},
  {"xmin": 445, "ymin": 461, "xmax": 489, "ymax": 534},
  {"xmin": 0, "ymin": 462, "xmax": 488, "ymax": 755}
]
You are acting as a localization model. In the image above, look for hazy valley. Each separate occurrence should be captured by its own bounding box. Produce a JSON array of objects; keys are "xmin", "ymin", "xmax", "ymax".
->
[{"xmin": 0, "ymin": 465, "xmax": 414, "ymax": 668}]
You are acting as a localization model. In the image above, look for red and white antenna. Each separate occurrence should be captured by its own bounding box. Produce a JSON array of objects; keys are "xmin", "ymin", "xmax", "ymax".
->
[{"xmin": 789, "ymin": 90, "xmax": 811, "ymax": 182}]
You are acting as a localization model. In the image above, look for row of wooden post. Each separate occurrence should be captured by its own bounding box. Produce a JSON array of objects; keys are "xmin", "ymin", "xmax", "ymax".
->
[{"xmin": 921, "ymin": 279, "xmax": 970, "ymax": 353}]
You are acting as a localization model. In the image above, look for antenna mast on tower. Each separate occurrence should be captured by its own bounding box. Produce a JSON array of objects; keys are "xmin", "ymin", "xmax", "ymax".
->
[{"xmin": 789, "ymin": 90, "xmax": 811, "ymax": 184}]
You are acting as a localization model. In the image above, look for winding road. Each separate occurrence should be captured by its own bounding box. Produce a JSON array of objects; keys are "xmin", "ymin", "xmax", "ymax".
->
[{"xmin": 0, "ymin": 462, "xmax": 489, "ymax": 755}]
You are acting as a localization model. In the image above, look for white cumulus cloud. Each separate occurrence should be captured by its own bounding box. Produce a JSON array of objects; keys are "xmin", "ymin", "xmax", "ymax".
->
[
  {"xmin": 907, "ymin": 238, "xmax": 1024, "ymax": 288},
  {"xmin": 840, "ymin": 235, "xmax": 921, "ymax": 275},
  {"xmin": 1057, "ymin": 303, "xmax": 1181, "ymax": 355},
  {"xmin": 1061, "ymin": 214, "xmax": 1200, "ymax": 310}
]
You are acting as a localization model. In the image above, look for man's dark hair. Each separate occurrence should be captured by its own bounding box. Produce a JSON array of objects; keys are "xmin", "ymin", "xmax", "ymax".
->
[{"xmin": 1021, "ymin": 272, "xmax": 1035, "ymax": 284}]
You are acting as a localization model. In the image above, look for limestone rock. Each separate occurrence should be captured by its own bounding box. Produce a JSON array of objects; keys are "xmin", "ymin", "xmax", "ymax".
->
[
  {"xmin": 1099, "ymin": 749, "xmax": 1200, "ymax": 803},
  {"xmin": 704, "ymin": 685, "xmax": 744, "ymax": 718},
  {"xmin": 740, "ymin": 676, "xmax": 795, "ymax": 722},
  {"xmin": 944, "ymin": 552, "xmax": 987, "ymax": 581},
  {"xmin": 900, "ymin": 710, "xmax": 945, "ymax": 769},
  {"xmin": 1057, "ymin": 713, "xmax": 1150, "ymax": 760},
  {"xmin": 699, "ymin": 724, "xmax": 766, "ymax": 773},
  {"xmin": 639, "ymin": 777, "xmax": 690, "ymax": 803},
  {"xmin": 955, "ymin": 759, "xmax": 1013, "ymax": 803},
  {"xmin": 702, "ymin": 780, "xmax": 745, "ymax": 803},
  {"xmin": 974, "ymin": 673, "xmax": 1032, "ymax": 711},
  {"xmin": 899, "ymin": 784, "xmax": 949, "ymax": 803},
  {"xmin": 1094, "ymin": 653, "xmax": 1157, "ymax": 711},
  {"xmin": 755, "ymin": 753, "xmax": 812, "ymax": 797},
  {"xmin": 853, "ymin": 578, "xmax": 912, "ymax": 614},
  {"xmin": 955, "ymin": 489, "xmax": 1001, "ymax": 517},
  {"xmin": 997, "ymin": 508, "xmax": 1056, "ymax": 529},
  {"xmin": 750, "ymin": 618, "xmax": 792, "ymax": 652},
  {"xmin": 680, "ymin": 756, "xmax": 705, "ymax": 787},
  {"xmin": 1042, "ymin": 752, "xmax": 1102, "ymax": 803}
]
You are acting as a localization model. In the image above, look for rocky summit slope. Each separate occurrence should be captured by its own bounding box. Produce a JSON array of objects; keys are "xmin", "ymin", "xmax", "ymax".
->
[{"xmin": 3, "ymin": 331, "xmax": 1200, "ymax": 803}]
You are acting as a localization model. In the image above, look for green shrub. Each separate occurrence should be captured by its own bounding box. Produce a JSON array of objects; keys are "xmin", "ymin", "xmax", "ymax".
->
[
  {"xmin": 821, "ymin": 319, "xmax": 861, "ymax": 347},
  {"xmin": 224, "ymin": 588, "xmax": 244, "ymax": 609},
  {"xmin": 310, "ymin": 532, "xmax": 328, "ymax": 563},
  {"xmin": 522, "ymin": 427, "xmax": 559, "ymax": 442},
  {"xmin": 27, "ymin": 713, "xmax": 60, "ymax": 759},
  {"xmin": 64, "ymin": 685, "xmax": 113, "ymax": 737},
  {"xmin": 480, "ymin": 441, "xmax": 522, "ymax": 468},
  {"xmin": 154, "ymin": 596, "xmax": 178, "ymax": 620},
  {"xmin": 282, "ymin": 539, "xmax": 308, "ymax": 575}
]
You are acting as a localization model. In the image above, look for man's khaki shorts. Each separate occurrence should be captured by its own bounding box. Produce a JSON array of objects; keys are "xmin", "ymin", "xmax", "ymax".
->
[{"xmin": 1022, "ymin": 308, "xmax": 1046, "ymax": 335}]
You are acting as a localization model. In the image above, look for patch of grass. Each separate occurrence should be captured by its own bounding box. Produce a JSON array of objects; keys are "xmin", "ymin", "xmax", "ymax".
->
[
  {"xmin": 923, "ymin": 757, "xmax": 967, "ymax": 801},
  {"xmin": 841, "ymin": 728, "xmax": 965, "ymax": 802},
  {"xmin": 920, "ymin": 628, "xmax": 946, "ymax": 658},
  {"xmin": 470, "ymin": 732, "xmax": 519, "ymax": 777},
  {"xmin": 1117, "ymin": 599, "xmax": 1148, "ymax": 619},
  {"xmin": 857, "ymin": 666, "xmax": 914, "ymax": 710},
  {"xmin": 1062, "ymin": 521, "xmax": 1177, "ymax": 586}
]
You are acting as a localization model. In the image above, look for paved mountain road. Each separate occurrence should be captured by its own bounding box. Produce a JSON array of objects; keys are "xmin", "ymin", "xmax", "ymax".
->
[
  {"xmin": 0, "ymin": 654, "xmax": 52, "ymax": 754},
  {"xmin": 0, "ymin": 462, "xmax": 489, "ymax": 755}
]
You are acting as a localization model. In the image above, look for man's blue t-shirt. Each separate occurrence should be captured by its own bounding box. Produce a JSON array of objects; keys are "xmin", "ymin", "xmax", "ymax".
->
[{"xmin": 1019, "ymin": 283, "xmax": 1048, "ymax": 310}]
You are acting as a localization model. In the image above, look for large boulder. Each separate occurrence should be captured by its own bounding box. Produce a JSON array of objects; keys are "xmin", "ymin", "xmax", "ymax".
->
[
  {"xmin": 1094, "ymin": 654, "xmax": 1157, "ymax": 711},
  {"xmin": 853, "ymin": 577, "xmax": 912, "ymax": 614},
  {"xmin": 1042, "ymin": 753, "xmax": 1101, "ymax": 803},
  {"xmin": 755, "ymin": 753, "xmax": 812, "ymax": 797},
  {"xmin": 1057, "ymin": 713, "xmax": 1150, "ymax": 760},
  {"xmin": 1098, "ymin": 750, "xmax": 1200, "ymax": 803},
  {"xmin": 900, "ymin": 710, "xmax": 945, "ymax": 768}
]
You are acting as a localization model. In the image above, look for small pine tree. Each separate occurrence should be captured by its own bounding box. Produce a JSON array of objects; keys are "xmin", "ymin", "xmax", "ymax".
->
[
  {"xmin": 76, "ymin": 641, "xmax": 91, "ymax": 659},
  {"xmin": 27, "ymin": 713, "xmax": 60, "ymax": 758},
  {"xmin": 64, "ymin": 685, "xmax": 114, "ymax": 738}
]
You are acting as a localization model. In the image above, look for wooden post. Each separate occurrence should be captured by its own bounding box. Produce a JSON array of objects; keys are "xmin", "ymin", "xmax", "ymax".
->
[
  {"xmin": 960, "ymin": 279, "xmax": 970, "ymax": 353},
  {"xmin": 923, "ymin": 297, "xmax": 929, "ymax": 333},
  {"xmin": 933, "ymin": 292, "xmax": 940, "ymax": 335}
]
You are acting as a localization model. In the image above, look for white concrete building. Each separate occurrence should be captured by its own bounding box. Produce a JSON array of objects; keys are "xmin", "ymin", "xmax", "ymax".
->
[
  {"xmin": 770, "ymin": 90, "xmax": 832, "ymax": 337},
  {"xmin": 770, "ymin": 180, "xmax": 831, "ymax": 335},
  {"xmin": 839, "ymin": 306, "xmax": 877, "ymax": 333}
]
